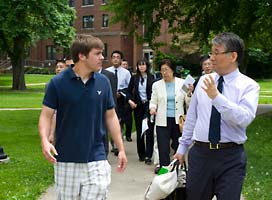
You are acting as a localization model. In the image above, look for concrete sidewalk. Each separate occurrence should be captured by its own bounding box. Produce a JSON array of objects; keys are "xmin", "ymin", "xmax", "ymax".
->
[{"xmin": 256, "ymin": 104, "xmax": 272, "ymax": 116}]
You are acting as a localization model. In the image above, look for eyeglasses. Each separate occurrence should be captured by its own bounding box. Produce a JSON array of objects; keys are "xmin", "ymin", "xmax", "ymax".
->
[
  {"xmin": 160, "ymin": 68, "xmax": 172, "ymax": 73},
  {"xmin": 208, "ymin": 51, "xmax": 231, "ymax": 57}
]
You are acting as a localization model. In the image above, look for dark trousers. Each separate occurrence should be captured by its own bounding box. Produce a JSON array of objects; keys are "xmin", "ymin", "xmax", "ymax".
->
[
  {"xmin": 156, "ymin": 117, "xmax": 180, "ymax": 166},
  {"xmin": 122, "ymin": 103, "xmax": 132, "ymax": 138},
  {"xmin": 117, "ymin": 97, "xmax": 132, "ymax": 138},
  {"xmin": 134, "ymin": 102, "xmax": 154, "ymax": 159},
  {"xmin": 186, "ymin": 144, "xmax": 246, "ymax": 200}
]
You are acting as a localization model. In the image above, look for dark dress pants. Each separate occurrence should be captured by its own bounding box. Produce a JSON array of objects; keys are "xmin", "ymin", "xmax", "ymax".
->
[
  {"xmin": 134, "ymin": 102, "xmax": 153, "ymax": 160},
  {"xmin": 146, "ymin": 117, "xmax": 154, "ymax": 159},
  {"xmin": 186, "ymin": 144, "xmax": 246, "ymax": 200},
  {"xmin": 156, "ymin": 117, "xmax": 180, "ymax": 166},
  {"xmin": 118, "ymin": 96, "xmax": 132, "ymax": 139},
  {"xmin": 123, "ymin": 103, "xmax": 132, "ymax": 139}
]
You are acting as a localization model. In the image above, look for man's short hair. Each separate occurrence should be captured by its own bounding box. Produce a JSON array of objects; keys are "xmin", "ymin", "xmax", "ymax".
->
[
  {"xmin": 55, "ymin": 58, "xmax": 66, "ymax": 65},
  {"xmin": 199, "ymin": 55, "xmax": 210, "ymax": 67},
  {"xmin": 212, "ymin": 32, "xmax": 244, "ymax": 66},
  {"xmin": 111, "ymin": 50, "xmax": 123, "ymax": 59},
  {"xmin": 71, "ymin": 34, "xmax": 104, "ymax": 63}
]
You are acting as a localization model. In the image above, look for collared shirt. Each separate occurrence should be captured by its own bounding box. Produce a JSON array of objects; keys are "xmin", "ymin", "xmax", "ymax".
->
[
  {"xmin": 106, "ymin": 66, "xmax": 131, "ymax": 90},
  {"xmin": 138, "ymin": 75, "xmax": 147, "ymax": 101},
  {"xmin": 43, "ymin": 67, "xmax": 115, "ymax": 162},
  {"xmin": 177, "ymin": 69, "xmax": 260, "ymax": 154}
]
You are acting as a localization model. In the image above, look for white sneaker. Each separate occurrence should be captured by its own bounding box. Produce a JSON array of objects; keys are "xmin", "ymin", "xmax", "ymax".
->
[{"xmin": 0, "ymin": 157, "xmax": 10, "ymax": 163}]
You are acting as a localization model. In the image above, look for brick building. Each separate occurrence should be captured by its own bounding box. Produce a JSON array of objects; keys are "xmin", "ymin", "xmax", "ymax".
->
[{"xmin": 27, "ymin": 0, "xmax": 167, "ymax": 70}]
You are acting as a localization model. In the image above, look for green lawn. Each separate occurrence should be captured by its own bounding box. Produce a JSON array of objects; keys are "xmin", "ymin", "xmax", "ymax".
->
[
  {"xmin": 0, "ymin": 74, "xmax": 53, "ymax": 108},
  {"xmin": 0, "ymin": 74, "xmax": 53, "ymax": 86},
  {"xmin": 0, "ymin": 110, "xmax": 53, "ymax": 200},
  {"xmin": 243, "ymin": 115, "xmax": 272, "ymax": 200},
  {"xmin": 258, "ymin": 79, "xmax": 272, "ymax": 104}
]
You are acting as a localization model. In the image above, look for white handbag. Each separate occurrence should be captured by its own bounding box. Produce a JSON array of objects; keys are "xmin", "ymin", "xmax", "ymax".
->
[{"xmin": 144, "ymin": 160, "xmax": 180, "ymax": 200}]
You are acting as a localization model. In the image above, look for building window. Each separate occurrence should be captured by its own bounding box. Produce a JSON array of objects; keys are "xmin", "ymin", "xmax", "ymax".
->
[
  {"xmin": 46, "ymin": 46, "xmax": 56, "ymax": 60},
  {"xmin": 69, "ymin": 0, "xmax": 75, "ymax": 7},
  {"xmin": 103, "ymin": 43, "xmax": 108, "ymax": 59},
  {"xmin": 102, "ymin": 14, "xmax": 109, "ymax": 28},
  {"xmin": 102, "ymin": 0, "xmax": 108, "ymax": 4},
  {"xmin": 83, "ymin": 0, "xmax": 94, "ymax": 6},
  {"xmin": 83, "ymin": 15, "xmax": 94, "ymax": 29}
]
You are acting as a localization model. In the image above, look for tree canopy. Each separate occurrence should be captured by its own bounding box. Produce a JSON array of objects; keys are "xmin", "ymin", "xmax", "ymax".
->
[
  {"xmin": 105, "ymin": 0, "xmax": 272, "ymax": 54},
  {"xmin": 0, "ymin": 0, "xmax": 75, "ymax": 90}
]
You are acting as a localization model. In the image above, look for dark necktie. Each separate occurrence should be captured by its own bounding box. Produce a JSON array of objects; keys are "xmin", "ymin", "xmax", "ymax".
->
[
  {"xmin": 114, "ymin": 69, "xmax": 118, "ymax": 89},
  {"xmin": 208, "ymin": 76, "xmax": 224, "ymax": 144}
]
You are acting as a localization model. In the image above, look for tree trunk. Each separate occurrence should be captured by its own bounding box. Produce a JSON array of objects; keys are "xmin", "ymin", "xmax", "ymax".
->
[{"xmin": 10, "ymin": 38, "xmax": 26, "ymax": 90}]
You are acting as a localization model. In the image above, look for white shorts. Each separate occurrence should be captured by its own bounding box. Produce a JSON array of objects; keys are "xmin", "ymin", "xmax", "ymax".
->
[{"xmin": 54, "ymin": 160, "xmax": 111, "ymax": 200}]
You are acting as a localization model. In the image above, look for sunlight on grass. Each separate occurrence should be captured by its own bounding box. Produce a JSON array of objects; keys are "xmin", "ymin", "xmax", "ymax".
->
[
  {"xmin": 0, "ymin": 74, "xmax": 53, "ymax": 87},
  {"xmin": 0, "ymin": 110, "xmax": 53, "ymax": 200},
  {"xmin": 243, "ymin": 115, "xmax": 272, "ymax": 200},
  {"xmin": 0, "ymin": 74, "xmax": 53, "ymax": 108}
]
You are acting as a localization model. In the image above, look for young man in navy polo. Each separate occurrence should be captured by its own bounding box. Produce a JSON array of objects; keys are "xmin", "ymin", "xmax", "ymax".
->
[{"xmin": 39, "ymin": 34, "xmax": 127, "ymax": 199}]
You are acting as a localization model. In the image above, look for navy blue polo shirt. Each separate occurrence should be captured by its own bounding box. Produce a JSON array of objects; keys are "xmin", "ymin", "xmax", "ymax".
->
[{"xmin": 43, "ymin": 67, "xmax": 115, "ymax": 162}]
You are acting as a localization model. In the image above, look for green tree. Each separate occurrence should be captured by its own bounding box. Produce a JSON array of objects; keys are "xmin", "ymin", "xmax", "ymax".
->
[
  {"xmin": 105, "ymin": 0, "xmax": 272, "ymax": 69},
  {"xmin": 0, "ymin": 0, "xmax": 75, "ymax": 90}
]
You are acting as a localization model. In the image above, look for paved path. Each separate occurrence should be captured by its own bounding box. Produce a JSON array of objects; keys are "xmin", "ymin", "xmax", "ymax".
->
[{"xmin": 256, "ymin": 104, "xmax": 272, "ymax": 115}]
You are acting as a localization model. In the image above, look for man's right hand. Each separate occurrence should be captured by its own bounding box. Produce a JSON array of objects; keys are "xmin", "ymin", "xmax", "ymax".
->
[
  {"xmin": 173, "ymin": 153, "xmax": 185, "ymax": 165},
  {"xmin": 116, "ymin": 150, "xmax": 127, "ymax": 173},
  {"xmin": 41, "ymin": 139, "xmax": 58, "ymax": 164}
]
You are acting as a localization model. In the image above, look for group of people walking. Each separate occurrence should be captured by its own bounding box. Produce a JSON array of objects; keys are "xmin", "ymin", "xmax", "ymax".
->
[{"xmin": 39, "ymin": 32, "xmax": 259, "ymax": 200}]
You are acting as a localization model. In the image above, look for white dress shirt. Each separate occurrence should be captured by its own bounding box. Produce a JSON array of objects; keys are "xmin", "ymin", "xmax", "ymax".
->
[
  {"xmin": 177, "ymin": 69, "xmax": 260, "ymax": 154},
  {"xmin": 106, "ymin": 66, "xmax": 131, "ymax": 90}
]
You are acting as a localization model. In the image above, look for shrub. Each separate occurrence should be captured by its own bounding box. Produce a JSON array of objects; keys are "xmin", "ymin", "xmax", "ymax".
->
[
  {"xmin": 24, "ymin": 66, "xmax": 55, "ymax": 74},
  {"xmin": 246, "ymin": 48, "xmax": 272, "ymax": 79}
]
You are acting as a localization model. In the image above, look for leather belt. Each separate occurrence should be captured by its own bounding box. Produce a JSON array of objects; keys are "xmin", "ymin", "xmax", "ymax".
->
[
  {"xmin": 141, "ymin": 100, "xmax": 148, "ymax": 104},
  {"xmin": 194, "ymin": 141, "xmax": 243, "ymax": 150}
]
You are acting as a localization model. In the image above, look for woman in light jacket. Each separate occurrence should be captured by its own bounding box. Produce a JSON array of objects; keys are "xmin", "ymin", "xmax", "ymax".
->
[{"xmin": 149, "ymin": 58, "xmax": 189, "ymax": 169}]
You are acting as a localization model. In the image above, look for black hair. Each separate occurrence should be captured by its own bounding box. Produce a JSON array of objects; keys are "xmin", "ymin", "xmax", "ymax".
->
[
  {"xmin": 158, "ymin": 58, "xmax": 176, "ymax": 74},
  {"xmin": 55, "ymin": 58, "xmax": 66, "ymax": 65},
  {"xmin": 199, "ymin": 55, "xmax": 210, "ymax": 67},
  {"xmin": 111, "ymin": 50, "xmax": 123, "ymax": 59},
  {"xmin": 136, "ymin": 58, "xmax": 151, "ymax": 84}
]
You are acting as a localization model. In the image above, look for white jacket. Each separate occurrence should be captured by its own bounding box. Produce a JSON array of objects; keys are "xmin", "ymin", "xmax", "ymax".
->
[{"xmin": 149, "ymin": 77, "xmax": 189, "ymax": 126}]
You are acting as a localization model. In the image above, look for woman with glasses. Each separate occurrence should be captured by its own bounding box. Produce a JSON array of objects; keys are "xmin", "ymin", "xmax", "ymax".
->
[{"xmin": 149, "ymin": 58, "xmax": 190, "ymax": 172}]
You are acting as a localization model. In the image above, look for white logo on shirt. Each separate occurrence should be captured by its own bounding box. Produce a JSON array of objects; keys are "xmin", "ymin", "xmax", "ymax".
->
[{"xmin": 97, "ymin": 90, "xmax": 102, "ymax": 95}]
